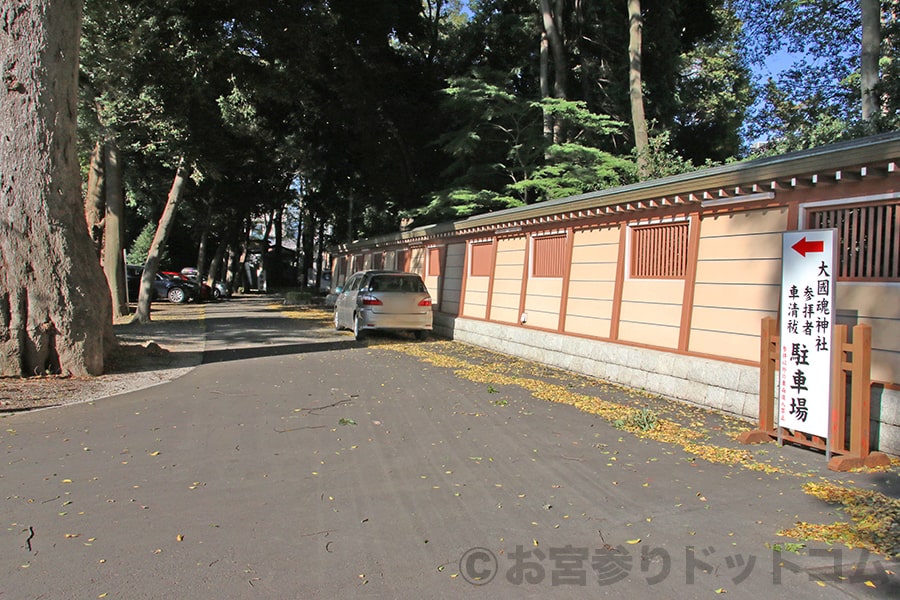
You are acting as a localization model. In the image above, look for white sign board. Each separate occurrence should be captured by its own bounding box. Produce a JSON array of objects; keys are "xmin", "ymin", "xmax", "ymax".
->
[{"xmin": 778, "ymin": 229, "xmax": 836, "ymax": 439}]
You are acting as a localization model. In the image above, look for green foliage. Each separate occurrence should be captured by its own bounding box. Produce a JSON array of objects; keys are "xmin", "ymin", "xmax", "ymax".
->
[
  {"xmin": 127, "ymin": 222, "xmax": 167, "ymax": 266},
  {"xmin": 76, "ymin": 0, "xmax": 883, "ymax": 250},
  {"xmin": 632, "ymin": 130, "xmax": 707, "ymax": 180},
  {"xmin": 672, "ymin": 5, "xmax": 755, "ymax": 162},
  {"xmin": 768, "ymin": 542, "xmax": 806, "ymax": 554},
  {"xmin": 509, "ymin": 143, "xmax": 632, "ymax": 202},
  {"xmin": 414, "ymin": 78, "xmax": 634, "ymax": 222},
  {"xmin": 738, "ymin": 0, "xmax": 899, "ymax": 149},
  {"xmin": 413, "ymin": 187, "xmax": 523, "ymax": 223},
  {"xmin": 614, "ymin": 408, "xmax": 659, "ymax": 433}
]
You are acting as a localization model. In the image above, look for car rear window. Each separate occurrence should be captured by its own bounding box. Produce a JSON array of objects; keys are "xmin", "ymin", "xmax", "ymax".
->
[{"xmin": 368, "ymin": 275, "xmax": 426, "ymax": 293}]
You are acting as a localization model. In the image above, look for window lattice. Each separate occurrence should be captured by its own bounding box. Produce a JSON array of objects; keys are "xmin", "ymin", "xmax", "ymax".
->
[
  {"xmin": 532, "ymin": 235, "xmax": 567, "ymax": 278},
  {"xmin": 808, "ymin": 202, "xmax": 900, "ymax": 280},
  {"xmin": 630, "ymin": 222, "xmax": 689, "ymax": 279}
]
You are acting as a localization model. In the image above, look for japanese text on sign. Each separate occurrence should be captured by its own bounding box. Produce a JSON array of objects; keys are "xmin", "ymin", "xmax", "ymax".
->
[{"xmin": 778, "ymin": 230, "xmax": 836, "ymax": 439}]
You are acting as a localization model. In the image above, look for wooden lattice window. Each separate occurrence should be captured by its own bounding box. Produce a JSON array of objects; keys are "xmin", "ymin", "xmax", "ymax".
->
[
  {"xmin": 371, "ymin": 252, "xmax": 384, "ymax": 270},
  {"xmin": 808, "ymin": 201, "xmax": 900, "ymax": 280},
  {"xmin": 470, "ymin": 242, "xmax": 493, "ymax": 277},
  {"xmin": 532, "ymin": 234, "xmax": 567, "ymax": 278},
  {"xmin": 428, "ymin": 247, "xmax": 441, "ymax": 276},
  {"xmin": 630, "ymin": 222, "xmax": 689, "ymax": 279}
]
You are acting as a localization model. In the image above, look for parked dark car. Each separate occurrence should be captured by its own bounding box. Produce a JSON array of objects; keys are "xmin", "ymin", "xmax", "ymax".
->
[
  {"xmin": 162, "ymin": 271, "xmax": 212, "ymax": 301},
  {"xmin": 177, "ymin": 268, "xmax": 229, "ymax": 301},
  {"xmin": 126, "ymin": 266, "xmax": 200, "ymax": 303}
]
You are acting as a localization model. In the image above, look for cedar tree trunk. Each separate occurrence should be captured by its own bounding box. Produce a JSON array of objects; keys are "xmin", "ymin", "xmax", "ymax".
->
[
  {"xmin": 104, "ymin": 141, "xmax": 128, "ymax": 317},
  {"xmin": 84, "ymin": 140, "xmax": 106, "ymax": 258},
  {"xmin": 860, "ymin": 0, "xmax": 881, "ymax": 125},
  {"xmin": 628, "ymin": 0, "xmax": 650, "ymax": 177},
  {"xmin": 132, "ymin": 159, "xmax": 188, "ymax": 323},
  {"xmin": 539, "ymin": 0, "xmax": 567, "ymax": 144},
  {"xmin": 0, "ymin": 0, "xmax": 112, "ymax": 376}
]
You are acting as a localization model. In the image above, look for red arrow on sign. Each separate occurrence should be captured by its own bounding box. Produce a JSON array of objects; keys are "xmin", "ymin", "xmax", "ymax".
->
[{"xmin": 791, "ymin": 236, "xmax": 824, "ymax": 257}]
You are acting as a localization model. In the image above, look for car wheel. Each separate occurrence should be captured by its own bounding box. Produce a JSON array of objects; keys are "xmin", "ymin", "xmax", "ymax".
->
[
  {"xmin": 334, "ymin": 309, "xmax": 342, "ymax": 331},
  {"xmin": 167, "ymin": 287, "xmax": 186, "ymax": 303},
  {"xmin": 414, "ymin": 330, "xmax": 428, "ymax": 341},
  {"xmin": 353, "ymin": 313, "xmax": 365, "ymax": 341},
  {"xmin": 213, "ymin": 287, "xmax": 221, "ymax": 300}
]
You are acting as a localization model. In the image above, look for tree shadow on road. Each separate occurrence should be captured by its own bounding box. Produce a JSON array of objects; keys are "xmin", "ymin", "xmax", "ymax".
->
[{"xmin": 200, "ymin": 339, "xmax": 359, "ymax": 365}]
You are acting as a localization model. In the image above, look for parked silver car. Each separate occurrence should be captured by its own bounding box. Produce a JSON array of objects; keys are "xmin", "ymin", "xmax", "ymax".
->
[{"xmin": 333, "ymin": 270, "xmax": 433, "ymax": 341}]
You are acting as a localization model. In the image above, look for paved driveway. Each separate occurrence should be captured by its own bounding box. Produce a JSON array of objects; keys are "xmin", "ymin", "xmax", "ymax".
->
[{"xmin": 1, "ymin": 298, "xmax": 897, "ymax": 598}]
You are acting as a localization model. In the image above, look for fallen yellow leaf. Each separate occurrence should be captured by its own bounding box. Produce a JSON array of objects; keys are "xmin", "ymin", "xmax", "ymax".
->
[{"xmin": 626, "ymin": 539, "xmax": 641, "ymax": 544}]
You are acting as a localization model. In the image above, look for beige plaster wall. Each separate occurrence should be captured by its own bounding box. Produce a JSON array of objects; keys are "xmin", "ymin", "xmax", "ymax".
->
[
  {"xmin": 564, "ymin": 226, "xmax": 618, "ymax": 338},
  {"xmin": 410, "ymin": 247, "xmax": 425, "ymax": 275},
  {"xmin": 490, "ymin": 237, "xmax": 526, "ymax": 324},
  {"xmin": 689, "ymin": 208, "xmax": 788, "ymax": 360},
  {"xmin": 619, "ymin": 278, "xmax": 684, "ymax": 348},
  {"xmin": 524, "ymin": 277, "xmax": 563, "ymax": 329},
  {"xmin": 462, "ymin": 277, "xmax": 489, "ymax": 319},
  {"xmin": 837, "ymin": 283, "xmax": 900, "ymax": 383}
]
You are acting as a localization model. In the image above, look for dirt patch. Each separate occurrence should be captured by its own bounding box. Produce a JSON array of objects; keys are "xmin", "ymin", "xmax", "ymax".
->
[{"xmin": 0, "ymin": 303, "xmax": 206, "ymax": 413}]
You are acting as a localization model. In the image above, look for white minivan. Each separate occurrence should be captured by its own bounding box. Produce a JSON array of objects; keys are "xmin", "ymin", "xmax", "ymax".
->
[{"xmin": 333, "ymin": 270, "xmax": 433, "ymax": 341}]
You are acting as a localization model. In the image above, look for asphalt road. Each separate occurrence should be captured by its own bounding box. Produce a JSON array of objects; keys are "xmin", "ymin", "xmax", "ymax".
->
[{"xmin": 1, "ymin": 297, "xmax": 897, "ymax": 599}]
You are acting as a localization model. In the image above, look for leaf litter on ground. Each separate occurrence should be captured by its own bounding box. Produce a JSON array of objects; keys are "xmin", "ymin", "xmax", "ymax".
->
[{"xmin": 382, "ymin": 339, "xmax": 900, "ymax": 558}]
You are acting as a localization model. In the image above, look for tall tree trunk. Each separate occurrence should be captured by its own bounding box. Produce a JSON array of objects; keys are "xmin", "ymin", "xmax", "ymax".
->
[
  {"xmin": 132, "ymin": 159, "xmax": 189, "ymax": 324},
  {"xmin": 104, "ymin": 141, "xmax": 128, "ymax": 318},
  {"xmin": 224, "ymin": 243, "xmax": 239, "ymax": 293},
  {"xmin": 539, "ymin": 0, "xmax": 567, "ymax": 144},
  {"xmin": 540, "ymin": 0, "xmax": 567, "ymax": 99},
  {"xmin": 236, "ymin": 219, "xmax": 252, "ymax": 292},
  {"xmin": 628, "ymin": 0, "xmax": 650, "ymax": 178},
  {"xmin": 860, "ymin": 0, "xmax": 881, "ymax": 126},
  {"xmin": 0, "ymin": 0, "xmax": 112, "ymax": 376},
  {"xmin": 314, "ymin": 218, "xmax": 325, "ymax": 291},
  {"xmin": 206, "ymin": 239, "xmax": 227, "ymax": 288},
  {"xmin": 574, "ymin": 0, "xmax": 593, "ymax": 104},
  {"xmin": 273, "ymin": 204, "xmax": 283, "ymax": 285},
  {"xmin": 294, "ymin": 198, "xmax": 306, "ymax": 287},
  {"xmin": 84, "ymin": 141, "xmax": 106, "ymax": 259},
  {"xmin": 540, "ymin": 30, "xmax": 552, "ymax": 142},
  {"xmin": 195, "ymin": 210, "xmax": 210, "ymax": 278},
  {"xmin": 347, "ymin": 194, "xmax": 353, "ymax": 242},
  {"xmin": 301, "ymin": 206, "xmax": 315, "ymax": 287}
]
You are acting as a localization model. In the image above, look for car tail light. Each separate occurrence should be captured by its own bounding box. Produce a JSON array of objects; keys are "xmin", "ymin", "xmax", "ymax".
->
[
  {"xmin": 418, "ymin": 297, "xmax": 432, "ymax": 307},
  {"xmin": 360, "ymin": 295, "xmax": 383, "ymax": 306}
]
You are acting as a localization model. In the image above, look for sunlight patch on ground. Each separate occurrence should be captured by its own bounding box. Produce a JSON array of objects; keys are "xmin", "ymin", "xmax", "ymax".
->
[{"xmin": 384, "ymin": 339, "xmax": 900, "ymax": 558}]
